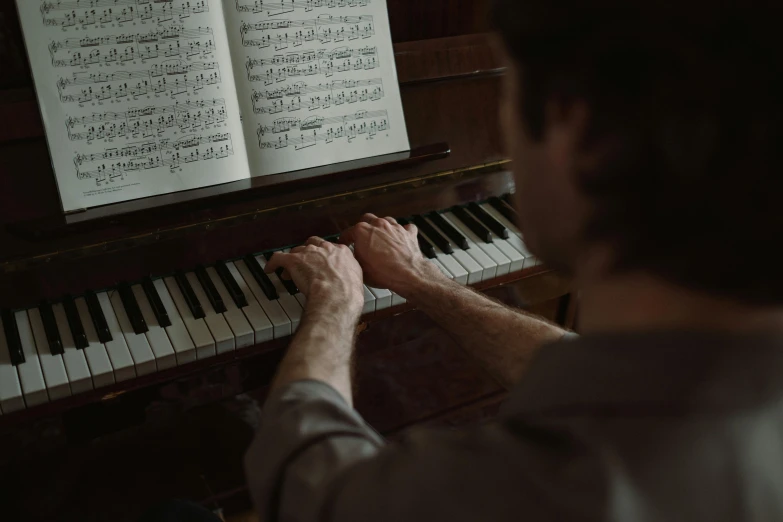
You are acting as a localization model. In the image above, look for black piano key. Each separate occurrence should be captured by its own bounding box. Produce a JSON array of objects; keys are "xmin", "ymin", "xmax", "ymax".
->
[
  {"xmin": 174, "ymin": 271, "xmax": 205, "ymax": 319},
  {"xmin": 141, "ymin": 277, "xmax": 172, "ymax": 328},
  {"xmin": 489, "ymin": 197, "xmax": 517, "ymax": 225},
  {"xmin": 118, "ymin": 283, "xmax": 148, "ymax": 335},
  {"xmin": 468, "ymin": 202, "xmax": 510, "ymax": 239},
  {"xmin": 452, "ymin": 206, "xmax": 493, "ymax": 243},
  {"xmin": 243, "ymin": 255, "xmax": 279, "ymax": 301},
  {"xmin": 195, "ymin": 265, "xmax": 227, "ymax": 314},
  {"xmin": 399, "ymin": 218, "xmax": 437, "ymax": 259},
  {"xmin": 62, "ymin": 295, "xmax": 88, "ymax": 349},
  {"xmin": 215, "ymin": 261, "xmax": 248, "ymax": 308},
  {"xmin": 264, "ymin": 252, "xmax": 299, "ymax": 296},
  {"xmin": 501, "ymin": 193, "xmax": 513, "ymax": 205},
  {"xmin": 84, "ymin": 291, "xmax": 112, "ymax": 343},
  {"xmin": 1, "ymin": 309, "xmax": 25, "ymax": 366},
  {"xmin": 427, "ymin": 212, "xmax": 470, "ymax": 250},
  {"xmin": 413, "ymin": 215, "xmax": 453, "ymax": 254},
  {"xmin": 38, "ymin": 302, "xmax": 63, "ymax": 355}
]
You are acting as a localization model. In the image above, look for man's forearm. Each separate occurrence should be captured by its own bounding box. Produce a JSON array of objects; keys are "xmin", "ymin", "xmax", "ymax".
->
[
  {"xmin": 271, "ymin": 299, "xmax": 362, "ymax": 406},
  {"xmin": 400, "ymin": 264, "xmax": 568, "ymax": 390}
]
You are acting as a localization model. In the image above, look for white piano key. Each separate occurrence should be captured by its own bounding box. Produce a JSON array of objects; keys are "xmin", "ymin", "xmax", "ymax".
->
[
  {"xmin": 362, "ymin": 286, "xmax": 376, "ymax": 314},
  {"xmin": 219, "ymin": 263, "xmax": 275, "ymax": 345},
  {"xmin": 391, "ymin": 293, "xmax": 407, "ymax": 306},
  {"xmin": 28, "ymin": 308, "xmax": 71, "ymax": 401},
  {"xmin": 95, "ymin": 293, "xmax": 136, "ymax": 383},
  {"xmin": 480, "ymin": 203, "xmax": 537, "ymax": 267},
  {"xmin": 74, "ymin": 298, "xmax": 115, "ymax": 388},
  {"xmin": 52, "ymin": 303, "xmax": 93, "ymax": 394},
  {"xmin": 429, "ymin": 258, "xmax": 453, "ymax": 280},
  {"xmin": 492, "ymin": 238, "xmax": 525, "ymax": 273},
  {"xmin": 256, "ymin": 256, "xmax": 303, "ymax": 331},
  {"xmin": 423, "ymin": 216, "xmax": 484, "ymax": 284},
  {"xmin": 0, "ymin": 314, "xmax": 25, "ymax": 414},
  {"xmin": 14, "ymin": 311, "xmax": 48, "ymax": 407},
  {"xmin": 419, "ymin": 230, "xmax": 469, "ymax": 285},
  {"xmin": 232, "ymin": 260, "xmax": 292, "ymax": 339},
  {"xmin": 132, "ymin": 285, "xmax": 177, "ymax": 371},
  {"xmin": 444, "ymin": 211, "xmax": 511, "ymax": 276},
  {"xmin": 367, "ymin": 287, "xmax": 393, "ymax": 310},
  {"xmin": 163, "ymin": 277, "xmax": 216, "ymax": 360},
  {"xmin": 152, "ymin": 279, "xmax": 196, "ymax": 365},
  {"xmin": 108, "ymin": 290, "xmax": 157, "ymax": 376},
  {"xmin": 206, "ymin": 267, "xmax": 255, "ymax": 349},
  {"xmin": 439, "ymin": 213, "xmax": 498, "ymax": 281},
  {"xmin": 186, "ymin": 272, "xmax": 235, "ymax": 354},
  {"xmin": 152, "ymin": 279, "xmax": 197, "ymax": 365}
]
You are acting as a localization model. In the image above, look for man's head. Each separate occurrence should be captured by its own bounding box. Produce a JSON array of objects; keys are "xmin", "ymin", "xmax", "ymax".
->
[{"xmin": 492, "ymin": 1, "xmax": 783, "ymax": 306}]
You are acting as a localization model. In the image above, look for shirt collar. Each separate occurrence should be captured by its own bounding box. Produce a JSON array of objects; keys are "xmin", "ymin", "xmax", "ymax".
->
[{"xmin": 504, "ymin": 331, "xmax": 783, "ymax": 416}]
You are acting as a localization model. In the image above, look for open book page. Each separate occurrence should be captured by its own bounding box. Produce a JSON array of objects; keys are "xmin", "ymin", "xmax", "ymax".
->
[
  {"xmin": 16, "ymin": 0, "xmax": 251, "ymax": 212},
  {"xmin": 224, "ymin": 0, "xmax": 410, "ymax": 177}
]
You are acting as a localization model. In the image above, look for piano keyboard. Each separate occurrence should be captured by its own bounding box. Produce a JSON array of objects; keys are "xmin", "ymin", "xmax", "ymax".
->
[{"xmin": 0, "ymin": 197, "xmax": 536, "ymax": 415}]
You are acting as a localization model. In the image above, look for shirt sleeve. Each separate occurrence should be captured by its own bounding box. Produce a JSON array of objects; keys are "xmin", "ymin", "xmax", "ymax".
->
[
  {"xmin": 243, "ymin": 380, "xmax": 589, "ymax": 522},
  {"xmin": 244, "ymin": 380, "xmax": 385, "ymax": 521}
]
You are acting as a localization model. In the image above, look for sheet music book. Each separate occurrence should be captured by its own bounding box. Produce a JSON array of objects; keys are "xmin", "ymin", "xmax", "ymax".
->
[{"xmin": 15, "ymin": 0, "xmax": 409, "ymax": 213}]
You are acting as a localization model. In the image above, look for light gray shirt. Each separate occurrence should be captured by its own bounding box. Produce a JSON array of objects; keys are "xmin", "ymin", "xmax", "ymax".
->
[{"xmin": 245, "ymin": 332, "xmax": 783, "ymax": 521}]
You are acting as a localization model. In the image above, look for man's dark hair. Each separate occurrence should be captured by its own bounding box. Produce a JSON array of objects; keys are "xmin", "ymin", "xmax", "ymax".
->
[{"xmin": 492, "ymin": 1, "xmax": 783, "ymax": 305}]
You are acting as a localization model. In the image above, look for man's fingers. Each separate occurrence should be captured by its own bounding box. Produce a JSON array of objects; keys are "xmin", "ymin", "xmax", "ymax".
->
[
  {"xmin": 339, "ymin": 225, "xmax": 356, "ymax": 246},
  {"xmin": 403, "ymin": 223, "xmax": 418, "ymax": 235},
  {"xmin": 360, "ymin": 213, "xmax": 379, "ymax": 224},
  {"xmin": 264, "ymin": 252, "xmax": 292, "ymax": 274},
  {"xmin": 290, "ymin": 245, "xmax": 307, "ymax": 254},
  {"xmin": 339, "ymin": 222, "xmax": 373, "ymax": 245},
  {"xmin": 383, "ymin": 216, "xmax": 398, "ymax": 225},
  {"xmin": 305, "ymin": 236, "xmax": 327, "ymax": 248}
]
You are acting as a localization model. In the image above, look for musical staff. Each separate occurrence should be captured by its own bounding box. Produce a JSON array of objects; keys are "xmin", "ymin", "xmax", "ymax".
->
[
  {"xmin": 258, "ymin": 108, "xmax": 386, "ymax": 136},
  {"xmin": 74, "ymin": 132, "xmax": 235, "ymax": 184},
  {"xmin": 41, "ymin": 0, "xmax": 209, "ymax": 27},
  {"xmin": 246, "ymin": 47, "xmax": 377, "ymax": 84},
  {"xmin": 251, "ymin": 78, "xmax": 384, "ymax": 114},
  {"xmin": 257, "ymin": 109, "xmax": 388, "ymax": 150},
  {"xmin": 49, "ymin": 26, "xmax": 215, "ymax": 67},
  {"xmin": 66, "ymin": 98, "xmax": 228, "ymax": 141},
  {"xmin": 240, "ymin": 15, "xmax": 374, "ymax": 48},
  {"xmin": 235, "ymin": 0, "xmax": 370, "ymax": 16},
  {"xmin": 56, "ymin": 61, "xmax": 221, "ymax": 102}
]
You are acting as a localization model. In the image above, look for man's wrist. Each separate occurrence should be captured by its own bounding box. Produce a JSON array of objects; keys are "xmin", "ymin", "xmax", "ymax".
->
[
  {"xmin": 307, "ymin": 282, "xmax": 365, "ymax": 322},
  {"xmin": 396, "ymin": 260, "xmax": 453, "ymax": 302}
]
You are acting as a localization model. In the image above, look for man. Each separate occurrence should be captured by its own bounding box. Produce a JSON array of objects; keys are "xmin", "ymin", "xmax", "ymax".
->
[{"xmin": 245, "ymin": 2, "xmax": 783, "ymax": 521}]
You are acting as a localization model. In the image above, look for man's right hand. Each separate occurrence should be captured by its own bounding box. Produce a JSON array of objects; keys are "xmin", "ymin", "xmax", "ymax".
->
[{"xmin": 339, "ymin": 213, "xmax": 444, "ymax": 295}]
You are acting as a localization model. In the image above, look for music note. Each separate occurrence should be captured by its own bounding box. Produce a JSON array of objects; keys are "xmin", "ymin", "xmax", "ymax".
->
[
  {"xmin": 74, "ymin": 132, "xmax": 235, "ymax": 184},
  {"xmin": 235, "ymin": 0, "xmax": 371, "ymax": 16},
  {"xmin": 49, "ymin": 27, "xmax": 216, "ymax": 67},
  {"xmin": 57, "ymin": 61, "xmax": 222, "ymax": 102},
  {"xmin": 41, "ymin": 0, "xmax": 210, "ymax": 28},
  {"xmin": 251, "ymin": 78, "xmax": 384, "ymax": 114},
  {"xmin": 66, "ymin": 98, "xmax": 228, "ymax": 141}
]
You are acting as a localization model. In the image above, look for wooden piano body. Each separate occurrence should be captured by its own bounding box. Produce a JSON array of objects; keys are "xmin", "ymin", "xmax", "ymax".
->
[{"xmin": 0, "ymin": 1, "xmax": 574, "ymax": 520}]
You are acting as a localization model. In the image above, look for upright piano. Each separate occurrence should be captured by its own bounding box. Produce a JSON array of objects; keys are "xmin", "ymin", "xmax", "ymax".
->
[{"xmin": 0, "ymin": 1, "xmax": 574, "ymax": 520}]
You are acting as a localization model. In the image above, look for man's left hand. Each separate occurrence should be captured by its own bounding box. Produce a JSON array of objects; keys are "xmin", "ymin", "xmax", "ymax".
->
[{"xmin": 265, "ymin": 237, "xmax": 365, "ymax": 317}]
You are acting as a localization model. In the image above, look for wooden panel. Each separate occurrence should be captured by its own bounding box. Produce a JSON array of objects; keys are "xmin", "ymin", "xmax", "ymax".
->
[
  {"xmin": 0, "ymin": 3, "xmax": 31, "ymax": 89},
  {"xmin": 388, "ymin": 0, "xmax": 490, "ymax": 42}
]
